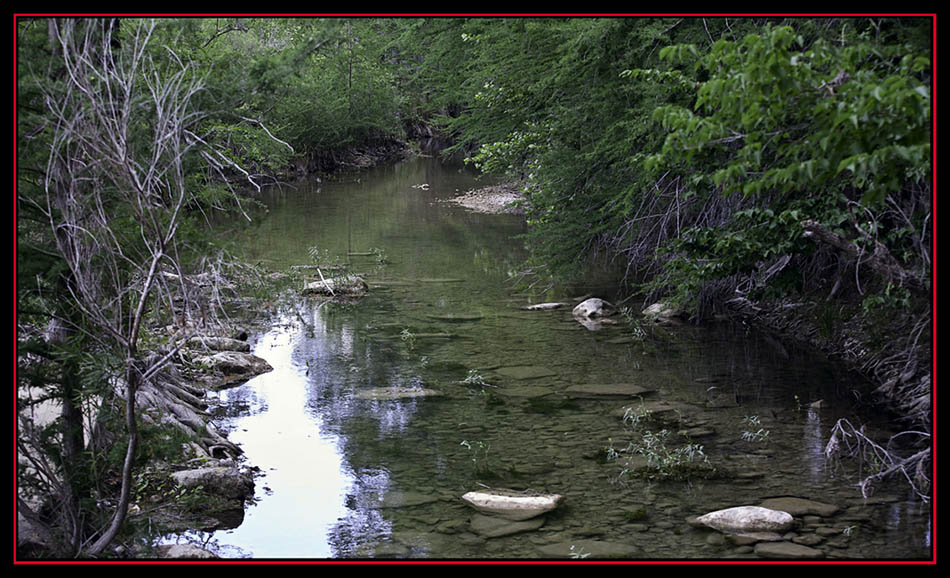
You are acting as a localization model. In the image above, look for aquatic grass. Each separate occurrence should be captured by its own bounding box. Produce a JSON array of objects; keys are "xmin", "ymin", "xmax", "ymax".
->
[
  {"xmin": 460, "ymin": 439, "xmax": 497, "ymax": 478},
  {"xmin": 741, "ymin": 415, "xmax": 771, "ymax": 443},
  {"xmin": 606, "ymin": 429, "xmax": 723, "ymax": 482}
]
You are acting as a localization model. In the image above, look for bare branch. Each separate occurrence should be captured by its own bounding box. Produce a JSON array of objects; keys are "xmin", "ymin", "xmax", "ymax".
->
[{"xmin": 801, "ymin": 219, "xmax": 929, "ymax": 295}]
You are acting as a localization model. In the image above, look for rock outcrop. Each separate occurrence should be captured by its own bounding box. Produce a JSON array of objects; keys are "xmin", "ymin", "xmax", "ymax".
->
[
  {"xmin": 170, "ymin": 463, "xmax": 255, "ymax": 501},
  {"xmin": 193, "ymin": 350, "xmax": 273, "ymax": 389},
  {"xmin": 642, "ymin": 302, "xmax": 684, "ymax": 324}
]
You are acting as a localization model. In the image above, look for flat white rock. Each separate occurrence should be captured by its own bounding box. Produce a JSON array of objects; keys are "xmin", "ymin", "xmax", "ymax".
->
[{"xmin": 461, "ymin": 490, "xmax": 564, "ymax": 521}]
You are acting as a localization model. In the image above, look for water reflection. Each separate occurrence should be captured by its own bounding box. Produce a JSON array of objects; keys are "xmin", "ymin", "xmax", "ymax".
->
[
  {"xmin": 804, "ymin": 407, "xmax": 828, "ymax": 483},
  {"xmin": 208, "ymin": 317, "xmax": 352, "ymax": 558}
]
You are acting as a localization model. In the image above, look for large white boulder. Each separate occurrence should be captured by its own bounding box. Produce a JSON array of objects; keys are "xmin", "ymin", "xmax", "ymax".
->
[
  {"xmin": 695, "ymin": 505, "xmax": 795, "ymax": 533},
  {"xmin": 572, "ymin": 298, "xmax": 615, "ymax": 319}
]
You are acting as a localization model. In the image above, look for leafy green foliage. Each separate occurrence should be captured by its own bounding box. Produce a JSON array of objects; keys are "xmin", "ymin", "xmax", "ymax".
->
[
  {"xmin": 649, "ymin": 25, "xmax": 930, "ymax": 206},
  {"xmin": 638, "ymin": 22, "xmax": 930, "ymax": 305}
]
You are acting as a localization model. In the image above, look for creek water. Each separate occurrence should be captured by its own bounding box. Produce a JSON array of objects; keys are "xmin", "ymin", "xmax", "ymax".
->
[{"xmin": 164, "ymin": 156, "xmax": 932, "ymax": 560}]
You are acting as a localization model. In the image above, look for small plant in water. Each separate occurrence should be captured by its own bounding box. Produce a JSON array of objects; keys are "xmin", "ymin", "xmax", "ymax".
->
[
  {"xmin": 462, "ymin": 368, "xmax": 486, "ymax": 386},
  {"xmin": 621, "ymin": 429, "xmax": 716, "ymax": 481},
  {"xmin": 741, "ymin": 415, "xmax": 771, "ymax": 443},
  {"xmin": 619, "ymin": 306, "xmax": 648, "ymax": 342},
  {"xmin": 371, "ymin": 247, "xmax": 389, "ymax": 265},
  {"xmin": 460, "ymin": 439, "xmax": 493, "ymax": 475},
  {"xmin": 569, "ymin": 544, "xmax": 591, "ymax": 559},
  {"xmin": 400, "ymin": 328, "xmax": 416, "ymax": 351},
  {"xmin": 622, "ymin": 403, "xmax": 652, "ymax": 429}
]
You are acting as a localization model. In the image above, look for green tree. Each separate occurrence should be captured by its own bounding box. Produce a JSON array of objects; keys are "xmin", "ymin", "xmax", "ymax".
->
[{"xmin": 642, "ymin": 21, "xmax": 931, "ymax": 308}]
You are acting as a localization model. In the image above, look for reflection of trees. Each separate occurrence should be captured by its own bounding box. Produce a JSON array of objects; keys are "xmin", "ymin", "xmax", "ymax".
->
[
  {"xmin": 326, "ymin": 468, "xmax": 393, "ymax": 558},
  {"xmin": 286, "ymin": 295, "xmax": 437, "ymax": 557},
  {"xmin": 803, "ymin": 407, "xmax": 827, "ymax": 483}
]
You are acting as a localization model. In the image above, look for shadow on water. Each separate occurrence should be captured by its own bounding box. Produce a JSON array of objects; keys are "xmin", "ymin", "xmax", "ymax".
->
[{"xmin": 163, "ymin": 156, "xmax": 932, "ymax": 560}]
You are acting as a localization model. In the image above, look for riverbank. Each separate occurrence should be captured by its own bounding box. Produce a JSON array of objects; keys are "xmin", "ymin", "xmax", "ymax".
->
[{"xmin": 724, "ymin": 292, "xmax": 931, "ymax": 430}]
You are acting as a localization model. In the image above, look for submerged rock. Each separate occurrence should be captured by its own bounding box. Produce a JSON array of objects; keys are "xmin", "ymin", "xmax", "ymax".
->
[
  {"xmin": 417, "ymin": 277, "xmax": 465, "ymax": 284},
  {"xmin": 461, "ymin": 489, "xmax": 564, "ymax": 521},
  {"xmin": 496, "ymin": 385, "xmax": 554, "ymax": 398},
  {"xmin": 525, "ymin": 302, "xmax": 569, "ymax": 311},
  {"xmin": 427, "ymin": 313, "xmax": 483, "ymax": 322},
  {"xmin": 695, "ymin": 506, "xmax": 795, "ymax": 534},
  {"xmin": 678, "ymin": 426, "xmax": 716, "ymax": 439},
  {"xmin": 758, "ymin": 497, "xmax": 840, "ymax": 517},
  {"xmin": 754, "ymin": 541, "xmax": 825, "ymax": 559},
  {"xmin": 470, "ymin": 513, "xmax": 545, "ymax": 538},
  {"xmin": 614, "ymin": 400, "xmax": 700, "ymax": 422},
  {"xmin": 565, "ymin": 383, "xmax": 657, "ymax": 399},
  {"xmin": 535, "ymin": 539, "xmax": 640, "ymax": 559},
  {"xmin": 356, "ymin": 387, "xmax": 444, "ymax": 401},
  {"xmin": 495, "ymin": 365, "xmax": 557, "ymax": 380},
  {"xmin": 370, "ymin": 490, "xmax": 441, "ymax": 509}
]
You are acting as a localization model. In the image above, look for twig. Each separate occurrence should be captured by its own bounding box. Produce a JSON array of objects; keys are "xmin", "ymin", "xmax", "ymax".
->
[{"xmin": 316, "ymin": 267, "xmax": 335, "ymax": 297}]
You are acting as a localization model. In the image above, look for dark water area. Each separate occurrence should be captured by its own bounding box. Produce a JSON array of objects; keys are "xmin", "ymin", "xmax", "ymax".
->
[{"xmin": 163, "ymin": 156, "xmax": 932, "ymax": 560}]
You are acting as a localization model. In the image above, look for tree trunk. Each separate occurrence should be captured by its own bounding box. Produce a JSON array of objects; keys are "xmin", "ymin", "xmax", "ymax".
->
[
  {"xmin": 46, "ymin": 312, "xmax": 85, "ymax": 555},
  {"xmin": 83, "ymin": 361, "xmax": 139, "ymax": 557}
]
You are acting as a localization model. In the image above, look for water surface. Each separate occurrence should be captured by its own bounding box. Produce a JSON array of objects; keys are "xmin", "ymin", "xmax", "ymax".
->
[{"xmin": 168, "ymin": 156, "xmax": 932, "ymax": 560}]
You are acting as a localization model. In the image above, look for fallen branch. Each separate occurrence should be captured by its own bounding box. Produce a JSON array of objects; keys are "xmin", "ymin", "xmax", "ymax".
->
[
  {"xmin": 801, "ymin": 219, "xmax": 929, "ymax": 295},
  {"xmin": 825, "ymin": 418, "xmax": 931, "ymax": 502}
]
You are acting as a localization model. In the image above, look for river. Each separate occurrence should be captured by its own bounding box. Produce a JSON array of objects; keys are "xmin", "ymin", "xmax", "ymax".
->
[{"xmin": 162, "ymin": 155, "xmax": 932, "ymax": 560}]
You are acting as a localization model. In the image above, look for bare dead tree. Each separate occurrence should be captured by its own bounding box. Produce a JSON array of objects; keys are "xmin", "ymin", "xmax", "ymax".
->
[{"xmin": 33, "ymin": 17, "xmax": 249, "ymax": 557}]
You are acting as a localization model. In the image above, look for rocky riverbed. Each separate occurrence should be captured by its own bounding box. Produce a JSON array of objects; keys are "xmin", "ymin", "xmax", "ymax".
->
[{"xmin": 443, "ymin": 183, "xmax": 526, "ymax": 215}]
